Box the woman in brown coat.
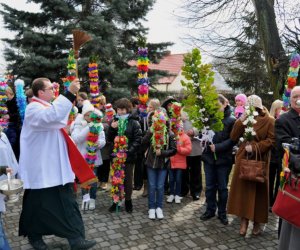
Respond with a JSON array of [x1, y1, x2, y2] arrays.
[[227, 95, 275, 236]]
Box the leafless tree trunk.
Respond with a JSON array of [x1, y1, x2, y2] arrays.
[[252, 0, 287, 98]]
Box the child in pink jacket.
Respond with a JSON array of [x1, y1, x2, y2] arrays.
[[168, 132, 192, 203]]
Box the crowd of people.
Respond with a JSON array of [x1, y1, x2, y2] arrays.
[[0, 77, 299, 250]]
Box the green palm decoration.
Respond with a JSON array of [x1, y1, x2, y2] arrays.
[[181, 48, 224, 132]]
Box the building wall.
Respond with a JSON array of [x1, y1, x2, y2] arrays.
[[154, 70, 233, 92]]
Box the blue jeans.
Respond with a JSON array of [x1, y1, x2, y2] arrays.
[[0, 213, 11, 250], [81, 167, 98, 199], [147, 167, 167, 209], [169, 169, 182, 196], [204, 162, 232, 217]]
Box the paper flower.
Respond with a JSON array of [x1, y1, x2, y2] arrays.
[[88, 59, 102, 109], [169, 102, 183, 142], [0, 78, 8, 129], [282, 52, 300, 111], [110, 119, 129, 205], [240, 104, 258, 142], [136, 44, 150, 116], [52, 82, 60, 99], [62, 49, 77, 92], [105, 103, 115, 122], [84, 111, 103, 168], [150, 109, 168, 149], [14, 79, 27, 123]]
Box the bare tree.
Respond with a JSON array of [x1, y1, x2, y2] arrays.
[[179, 0, 299, 98]]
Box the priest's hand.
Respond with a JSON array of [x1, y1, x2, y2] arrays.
[[69, 79, 80, 95], [6, 168, 13, 174]]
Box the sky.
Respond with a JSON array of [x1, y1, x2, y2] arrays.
[[0, 0, 194, 74]]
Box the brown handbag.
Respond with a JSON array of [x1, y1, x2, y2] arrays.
[[239, 143, 266, 183]]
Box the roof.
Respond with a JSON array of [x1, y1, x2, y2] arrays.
[[129, 53, 232, 91], [128, 53, 185, 84]]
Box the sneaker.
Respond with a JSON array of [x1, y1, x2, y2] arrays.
[[89, 199, 95, 210], [81, 201, 89, 211], [167, 195, 174, 203], [175, 195, 181, 204], [156, 207, 164, 219], [148, 209, 156, 220]]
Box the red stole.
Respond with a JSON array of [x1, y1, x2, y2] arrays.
[[31, 98, 97, 188]]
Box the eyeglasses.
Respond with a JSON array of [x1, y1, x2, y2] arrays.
[[43, 87, 54, 91]]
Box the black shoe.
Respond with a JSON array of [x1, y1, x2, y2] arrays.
[[125, 199, 133, 213], [180, 192, 188, 197], [29, 239, 48, 250], [70, 239, 96, 250], [218, 216, 229, 225], [133, 185, 142, 191], [200, 212, 215, 221], [108, 203, 120, 213], [192, 195, 200, 201]]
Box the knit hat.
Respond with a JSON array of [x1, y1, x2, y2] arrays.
[[93, 108, 103, 118], [82, 100, 95, 116], [248, 95, 263, 110], [235, 94, 247, 106]]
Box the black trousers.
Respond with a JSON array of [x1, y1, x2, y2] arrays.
[[134, 153, 145, 188], [97, 159, 111, 183], [125, 163, 134, 200], [269, 161, 280, 207], [19, 183, 85, 240], [181, 155, 203, 197]]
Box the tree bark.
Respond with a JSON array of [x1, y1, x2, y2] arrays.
[[82, 0, 92, 17], [252, 0, 287, 99]]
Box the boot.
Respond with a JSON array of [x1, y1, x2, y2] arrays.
[[108, 203, 117, 212], [142, 180, 148, 197], [252, 222, 261, 236], [70, 239, 96, 250], [125, 199, 133, 213]]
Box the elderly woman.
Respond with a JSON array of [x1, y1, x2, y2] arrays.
[[227, 95, 275, 236]]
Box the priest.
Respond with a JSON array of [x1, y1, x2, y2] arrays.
[[19, 78, 96, 250]]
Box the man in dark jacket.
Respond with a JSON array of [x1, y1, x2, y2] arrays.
[[200, 94, 236, 225], [275, 86, 300, 248]]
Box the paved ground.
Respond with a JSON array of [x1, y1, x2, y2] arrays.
[[3, 188, 279, 250]]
